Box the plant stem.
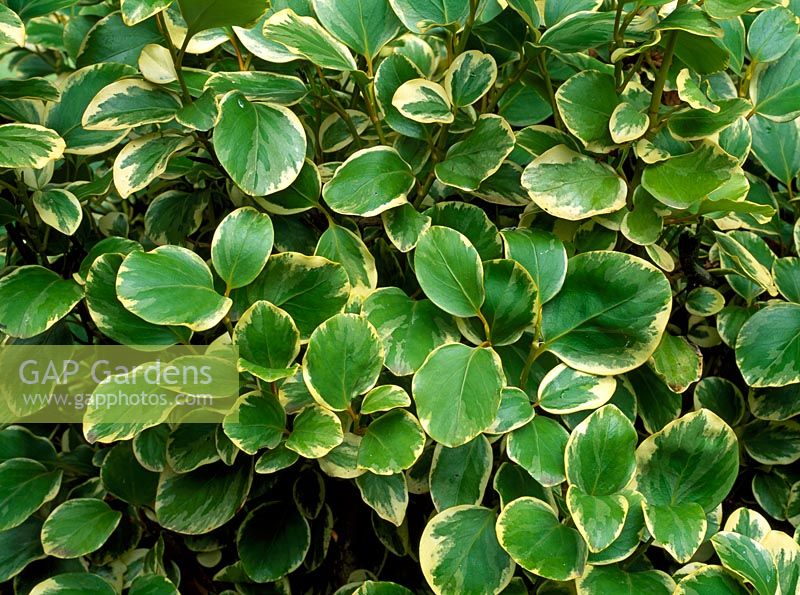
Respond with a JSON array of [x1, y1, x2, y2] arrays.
[[519, 342, 547, 392], [413, 123, 451, 207], [537, 52, 562, 130], [646, 0, 688, 136], [455, 0, 479, 55], [156, 12, 192, 104], [315, 66, 363, 149]]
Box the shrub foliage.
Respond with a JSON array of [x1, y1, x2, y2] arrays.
[[0, 0, 799, 593]]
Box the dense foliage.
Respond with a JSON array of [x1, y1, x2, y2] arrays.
[[0, 0, 799, 593]]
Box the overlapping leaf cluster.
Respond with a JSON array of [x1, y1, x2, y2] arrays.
[[0, 0, 799, 593]]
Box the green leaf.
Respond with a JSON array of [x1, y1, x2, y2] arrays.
[[83, 79, 180, 130], [459, 259, 536, 346], [641, 141, 738, 209], [165, 424, 219, 472], [312, 0, 401, 58], [0, 5, 25, 48], [363, 287, 458, 376], [749, 115, 800, 186], [211, 207, 274, 290], [0, 518, 44, 583], [360, 385, 411, 415], [649, 333, 703, 393], [203, 71, 307, 105], [214, 92, 306, 197], [286, 405, 344, 458], [501, 228, 567, 304], [567, 487, 628, 553], [565, 405, 637, 495], [577, 566, 674, 595], [673, 565, 749, 594], [656, 4, 722, 37], [747, 6, 798, 63], [322, 147, 414, 216], [434, 114, 515, 191], [0, 266, 83, 338], [497, 497, 587, 581], [382, 203, 431, 252], [667, 98, 751, 141], [375, 53, 429, 139], [29, 573, 116, 595], [0, 459, 61, 531], [538, 364, 616, 414], [234, 300, 299, 376], [100, 443, 158, 506], [541, 251, 672, 375], [492, 462, 554, 510], [686, 287, 725, 317], [587, 490, 647, 565], [356, 472, 408, 526], [113, 133, 193, 198], [388, 0, 469, 33], [735, 303, 800, 387], [426, 201, 503, 261], [645, 502, 708, 563], [750, 39, 800, 122], [121, 0, 172, 26], [357, 410, 425, 475], [429, 436, 492, 511], [609, 101, 648, 143], [129, 575, 178, 595], [392, 79, 453, 124], [32, 188, 81, 236], [0, 124, 64, 169], [46, 63, 138, 155], [444, 50, 497, 108], [303, 313, 383, 411], [222, 392, 286, 455], [316, 224, 376, 298], [76, 13, 162, 68], [694, 377, 746, 427], [741, 420, 800, 465], [507, 416, 569, 487], [247, 252, 350, 339], [353, 582, 414, 595], [724, 507, 771, 541], [703, 0, 760, 18], [522, 145, 626, 221], [773, 257, 800, 303], [138, 44, 177, 85], [41, 499, 121, 558], [555, 71, 618, 152], [86, 253, 189, 346], [262, 9, 357, 71], [507, 0, 540, 28], [0, 77, 59, 102], [636, 409, 739, 511], [256, 443, 299, 474], [485, 387, 535, 435], [117, 245, 232, 331], [412, 343, 504, 447], [538, 10, 616, 53], [256, 158, 320, 215], [420, 506, 514, 594], [156, 460, 252, 534], [177, 0, 265, 37], [143, 190, 207, 245], [712, 532, 778, 595], [676, 68, 719, 112], [237, 502, 310, 582], [414, 226, 484, 317]]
